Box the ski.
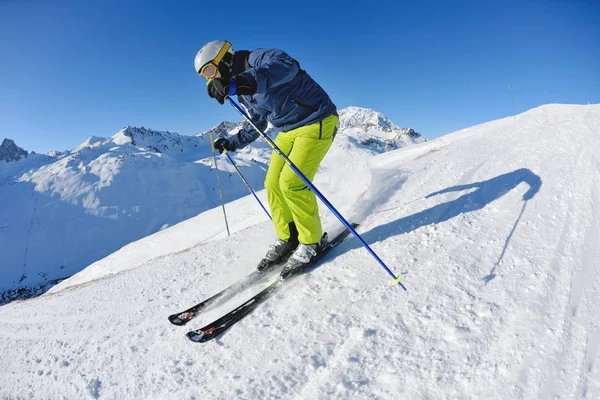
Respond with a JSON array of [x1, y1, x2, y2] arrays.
[[186, 223, 359, 343], [168, 268, 273, 326]]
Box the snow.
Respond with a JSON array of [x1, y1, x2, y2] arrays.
[[0, 107, 421, 300], [338, 106, 423, 149], [1, 103, 599, 399]]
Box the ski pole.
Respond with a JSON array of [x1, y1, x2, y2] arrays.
[[208, 131, 231, 237], [223, 151, 272, 221], [226, 97, 406, 290]]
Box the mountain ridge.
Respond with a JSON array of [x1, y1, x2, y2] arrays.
[[0, 106, 424, 304], [0, 138, 28, 163]]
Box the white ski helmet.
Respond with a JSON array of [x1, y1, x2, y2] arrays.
[[194, 40, 234, 79]]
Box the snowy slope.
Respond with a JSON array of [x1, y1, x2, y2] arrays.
[[2, 104, 599, 399], [0, 107, 421, 303], [0, 126, 238, 300]]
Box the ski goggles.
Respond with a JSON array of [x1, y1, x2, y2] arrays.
[[197, 42, 232, 79], [199, 63, 219, 79]]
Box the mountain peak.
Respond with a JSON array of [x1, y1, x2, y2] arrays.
[[197, 121, 243, 139], [115, 126, 160, 145], [0, 138, 28, 163], [107, 125, 208, 159], [110, 126, 172, 147], [338, 106, 395, 131], [336, 106, 424, 150]]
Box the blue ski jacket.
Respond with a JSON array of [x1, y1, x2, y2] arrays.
[[228, 48, 337, 151]]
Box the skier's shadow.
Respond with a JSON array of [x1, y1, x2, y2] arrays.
[[329, 168, 542, 280], [214, 169, 541, 343]]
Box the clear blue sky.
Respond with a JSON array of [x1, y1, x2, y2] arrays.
[[1, 0, 598, 153]]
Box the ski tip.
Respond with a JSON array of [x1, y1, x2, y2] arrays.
[[168, 312, 193, 326], [186, 330, 206, 343], [186, 327, 217, 343]]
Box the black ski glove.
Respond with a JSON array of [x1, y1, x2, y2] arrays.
[[213, 137, 234, 154], [207, 78, 230, 105], [207, 74, 257, 105], [231, 74, 257, 96]]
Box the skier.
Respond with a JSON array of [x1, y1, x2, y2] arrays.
[[194, 40, 338, 278]]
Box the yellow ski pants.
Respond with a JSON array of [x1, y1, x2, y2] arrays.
[[264, 113, 339, 244]]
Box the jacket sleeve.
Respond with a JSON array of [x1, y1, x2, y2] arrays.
[[228, 105, 268, 151], [239, 49, 299, 94]]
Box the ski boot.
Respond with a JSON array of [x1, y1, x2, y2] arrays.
[[257, 223, 299, 273], [280, 233, 328, 280]]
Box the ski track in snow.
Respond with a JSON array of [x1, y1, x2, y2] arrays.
[[1, 104, 600, 399]]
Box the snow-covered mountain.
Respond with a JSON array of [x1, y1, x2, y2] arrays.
[[198, 121, 243, 140], [1, 103, 598, 399], [0, 107, 424, 304], [338, 106, 423, 151], [0, 138, 28, 162]]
